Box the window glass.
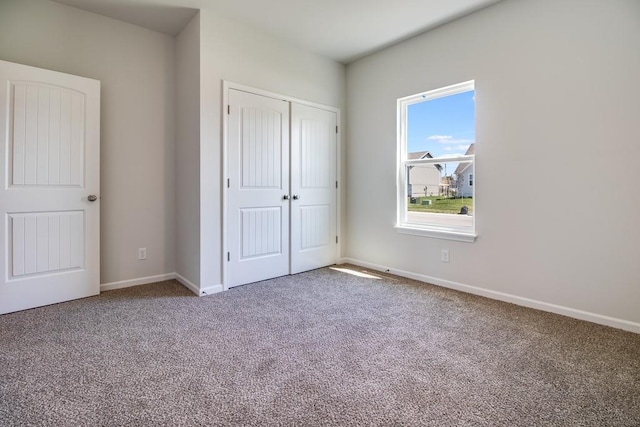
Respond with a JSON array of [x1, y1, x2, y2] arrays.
[[398, 81, 475, 237]]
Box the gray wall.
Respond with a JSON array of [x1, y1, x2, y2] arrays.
[[0, 0, 346, 292], [0, 0, 176, 285], [175, 13, 201, 289], [345, 0, 640, 327], [197, 9, 346, 289]]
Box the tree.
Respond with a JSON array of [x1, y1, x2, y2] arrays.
[[455, 173, 465, 199]]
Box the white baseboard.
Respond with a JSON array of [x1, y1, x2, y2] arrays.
[[175, 273, 200, 295], [201, 284, 224, 296], [100, 273, 176, 292], [174, 274, 224, 297], [101, 272, 225, 297], [340, 257, 640, 334]]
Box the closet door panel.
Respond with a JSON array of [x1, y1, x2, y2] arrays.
[[227, 89, 290, 287], [290, 103, 338, 274]]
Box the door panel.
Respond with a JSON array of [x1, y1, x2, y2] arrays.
[[9, 211, 84, 278], [299, 205, 331, 250], [11, 83, 85, 187], [240, 107, 282, 189], [290, 103, 337, 274], [240, 207, 282, 259], [0, 60, 100, 314], [227, 89, 289, 287]]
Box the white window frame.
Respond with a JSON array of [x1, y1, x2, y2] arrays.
[[395, 80, 476, 243]]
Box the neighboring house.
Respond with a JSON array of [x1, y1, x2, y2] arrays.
[[407, 151, 442, 197], [454, 144, 475, 198]]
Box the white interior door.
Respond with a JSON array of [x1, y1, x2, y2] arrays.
[[290, 103, 337, 274], [227, 89, 290, 287], [0, 60, 100, 314]]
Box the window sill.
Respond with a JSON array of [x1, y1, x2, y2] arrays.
[[395, 224, 477, 243]]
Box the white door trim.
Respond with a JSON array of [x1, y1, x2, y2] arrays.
[[221, 81, 341, 290]]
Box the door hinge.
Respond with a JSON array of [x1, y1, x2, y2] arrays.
[[227, 252, 230, 261], [336, 181, 338, 189], [336, 236, 339, 244], [336, 125, 338, 134], [227, 105, 230, 115], [227, 178, 230, 188]]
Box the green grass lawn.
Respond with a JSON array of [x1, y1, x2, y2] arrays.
[[408, 196, 473, 214]]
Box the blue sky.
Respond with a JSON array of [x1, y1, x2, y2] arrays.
[[407, 90, 475, 157]]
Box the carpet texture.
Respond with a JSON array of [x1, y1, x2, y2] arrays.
[[1, 266, 639, 426]]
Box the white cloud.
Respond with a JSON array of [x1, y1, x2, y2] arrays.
[[434, 153, 464, 158], [442, 144, 470, 155], [427, 135, 452, 141], [430, 138, 474, 146]]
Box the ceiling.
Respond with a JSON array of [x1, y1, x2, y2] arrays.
[[51, 0, 502, 63]]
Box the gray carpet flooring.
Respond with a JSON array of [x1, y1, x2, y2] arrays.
[[1, 265, 639, 426]]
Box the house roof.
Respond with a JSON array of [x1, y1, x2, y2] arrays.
[[454, 143, 475, 175], [408, 151, 443, 172], [407, 151, 433, 160]]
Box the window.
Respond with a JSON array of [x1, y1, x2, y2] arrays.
[[396, 81, 476, 242]]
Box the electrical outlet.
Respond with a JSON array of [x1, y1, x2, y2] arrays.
[[138, 248, 147, 260], [441, 249, 449, 263]]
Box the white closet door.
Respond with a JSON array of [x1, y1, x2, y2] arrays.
[[0, 60, 100, 314], [290, 103, 337, 274], [227, 89, 290, 287]]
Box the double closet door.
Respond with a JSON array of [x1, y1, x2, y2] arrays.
[[227, 89, 338, 288]]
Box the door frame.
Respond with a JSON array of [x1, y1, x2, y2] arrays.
[[221, 81, 341, 290]]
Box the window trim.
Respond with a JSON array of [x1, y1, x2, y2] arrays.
[[396, 80, 476, 242], [394, 224, 477, 243]]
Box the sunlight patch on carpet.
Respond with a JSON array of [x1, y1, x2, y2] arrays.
[[330, 267, 381, 280]]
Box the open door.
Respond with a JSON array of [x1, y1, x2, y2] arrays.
[[0, 60, 100, 314]]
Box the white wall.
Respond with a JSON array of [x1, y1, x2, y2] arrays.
[[0, 0, 176, 285], [197, 9, 346, 289], [0, 0, 345, 292], [175, 13, 201, 288], [346, 0, 640, 327]]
